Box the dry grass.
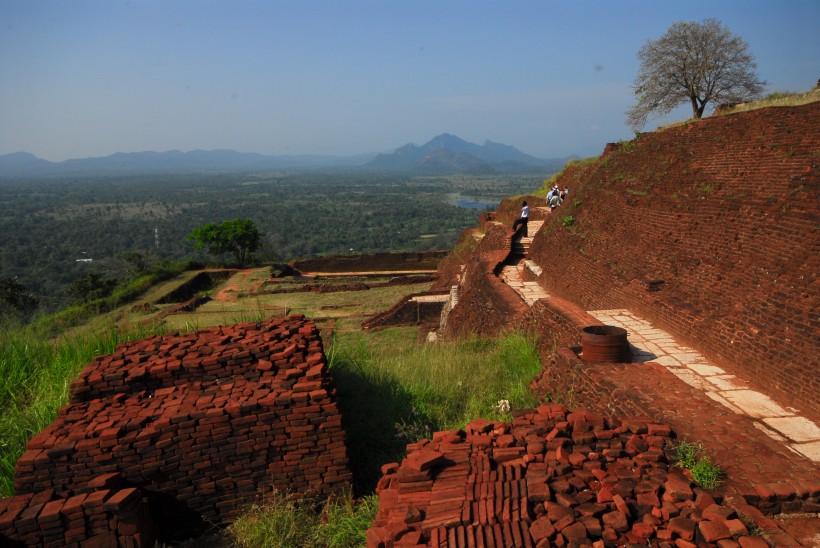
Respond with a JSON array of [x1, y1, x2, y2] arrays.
[[716, 89, 820, 116], [654, 88, 820, 132]]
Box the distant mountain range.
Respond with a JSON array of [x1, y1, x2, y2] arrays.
[[0, 135, 575, 177], [367, 133, 572, 174]]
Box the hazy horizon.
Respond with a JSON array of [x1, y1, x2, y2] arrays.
[[2, 0, 818, 162]]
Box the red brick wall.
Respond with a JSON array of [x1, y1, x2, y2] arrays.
[[526, 103, 820, 419]]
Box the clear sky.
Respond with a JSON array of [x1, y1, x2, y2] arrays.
[[1, 0, 818, 162]]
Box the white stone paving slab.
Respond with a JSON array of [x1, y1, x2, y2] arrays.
[[791, 441, 820, 462], [667, 368, 712, 391], [670, 353, 703, 364], [705, 391, 745, 415], [687, 363, 727, 376], [763, 416, 820, 442], [753, 421, 788, 442], [652, 355, 682, 367], [720, 390, 794, 419], [704, 375, 748, 391]]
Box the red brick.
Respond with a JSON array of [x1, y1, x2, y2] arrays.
[[601, 511, 629, 533], [668, 516, 696, 541]]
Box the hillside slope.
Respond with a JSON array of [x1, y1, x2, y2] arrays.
[[448, 102, 819, 419]]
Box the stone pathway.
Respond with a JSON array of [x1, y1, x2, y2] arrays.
[[589, 309, 820, 463], [499, 264, 550, 305], [519, 219, 544, 249]]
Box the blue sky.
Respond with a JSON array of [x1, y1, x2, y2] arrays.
[[1, 0, 818, 162]]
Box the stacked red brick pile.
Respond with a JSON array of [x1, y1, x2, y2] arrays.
[[6, 315, 351, 543], [0, 483, 153, 547], [368, 404, 775, 547]]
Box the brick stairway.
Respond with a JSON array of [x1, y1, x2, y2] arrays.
[[501, 219, 550, 305]]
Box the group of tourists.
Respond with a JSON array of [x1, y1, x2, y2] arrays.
[[547, 184, 569, 210], [511, 185, 571, 234]]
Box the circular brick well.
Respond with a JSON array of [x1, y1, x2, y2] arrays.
[[581, 325, 630, 363]]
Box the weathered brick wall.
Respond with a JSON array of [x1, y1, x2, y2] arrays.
[[11, 316, 351, 533], [527, 103, 820, 420], [431, 229, 482, 292]]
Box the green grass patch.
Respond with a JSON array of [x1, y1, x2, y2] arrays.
[[328, 329, 542, 493], [0, 324, 162, 496], [672, 440, 723, 490], [228, 492, 378, 547]]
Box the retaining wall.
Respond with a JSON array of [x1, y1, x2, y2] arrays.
[[362, 291, 449, 330], [525, 103, 819, 419], [292, 251, 446, 273]]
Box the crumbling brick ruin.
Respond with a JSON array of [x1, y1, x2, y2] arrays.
[[1, 315, 351, 545]]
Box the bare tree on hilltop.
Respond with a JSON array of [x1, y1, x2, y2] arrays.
[[627, 18, 766, 130]]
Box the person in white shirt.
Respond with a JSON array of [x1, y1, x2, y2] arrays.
[[512, 200, 529, 235]]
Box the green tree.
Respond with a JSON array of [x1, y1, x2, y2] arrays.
[[187, 218, 262, 267], [627, 19, 766, 129], [0, 276, 39, 321], [68, 272, 118, 303]]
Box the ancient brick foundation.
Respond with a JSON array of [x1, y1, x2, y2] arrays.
[[4, 315, 351, 544], [362, 291, 449, 330], [366, 406, 818, 547], [292, 251, 447, 273]]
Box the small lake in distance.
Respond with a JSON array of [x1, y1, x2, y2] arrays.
[[448, 193, 498, 210]]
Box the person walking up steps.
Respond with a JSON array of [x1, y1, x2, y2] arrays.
[[512, 200, 529, 235]]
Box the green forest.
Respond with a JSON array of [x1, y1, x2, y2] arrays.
[[0, 171, 544, 312]]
